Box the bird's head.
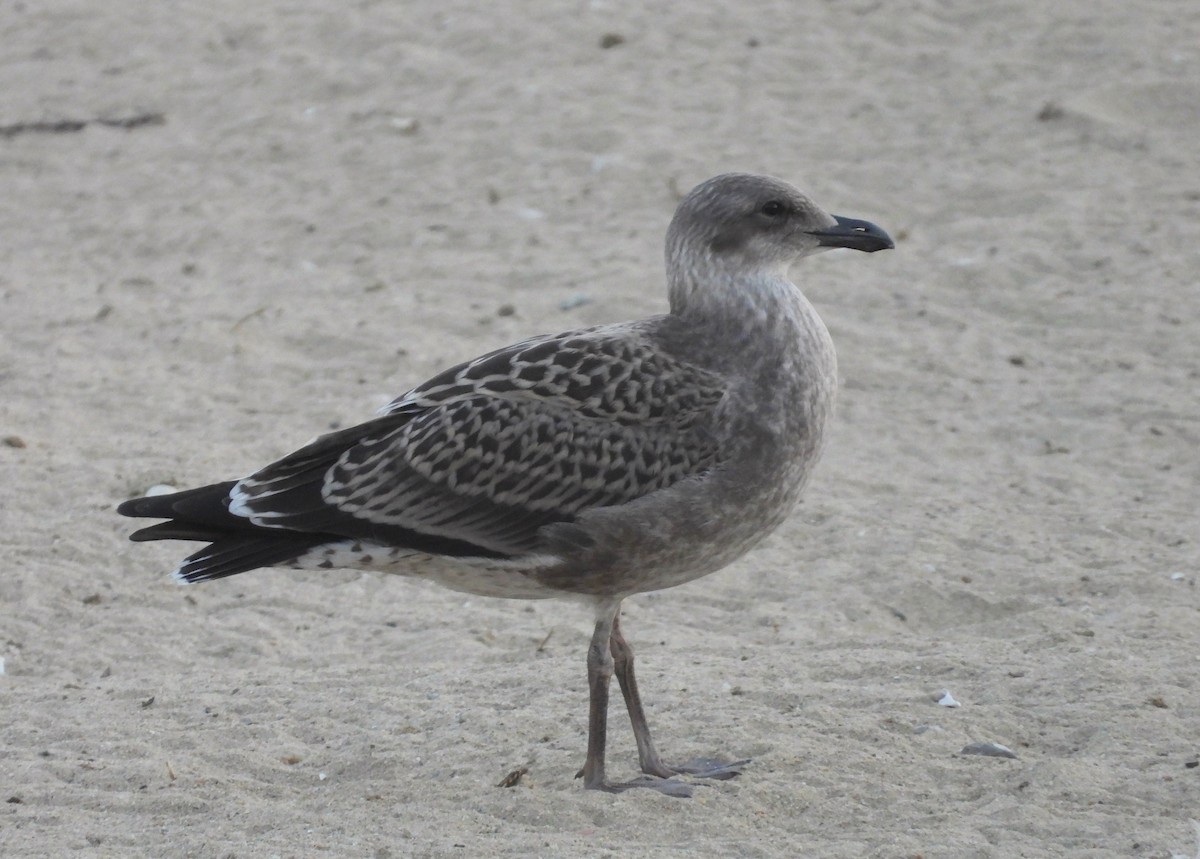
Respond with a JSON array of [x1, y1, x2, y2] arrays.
[[667, 173, 893, 276]]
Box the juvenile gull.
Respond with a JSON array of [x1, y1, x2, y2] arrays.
[[118, 173, 893, 795]]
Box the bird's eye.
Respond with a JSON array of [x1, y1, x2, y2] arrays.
[[760, 200, 787, 218]]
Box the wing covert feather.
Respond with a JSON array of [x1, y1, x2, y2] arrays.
[[234, 325, 726, 556]]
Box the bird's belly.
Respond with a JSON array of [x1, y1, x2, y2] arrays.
[[532, 451, 816, 598], [285, 539, 564, 600]]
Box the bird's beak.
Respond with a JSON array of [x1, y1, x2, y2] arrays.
[[807, 215, 894, 253]]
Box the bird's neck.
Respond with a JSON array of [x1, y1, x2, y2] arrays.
[[668, 263, 831, 366], [667, 262, 838, 452], [667, 248, 785, 316]]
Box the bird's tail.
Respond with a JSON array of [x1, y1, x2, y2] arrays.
[[117, 481, 325, 583]]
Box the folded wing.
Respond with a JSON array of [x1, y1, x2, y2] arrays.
[[121, 322, 727, 579]]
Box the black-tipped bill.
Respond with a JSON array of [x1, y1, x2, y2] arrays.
[[808, 215, 894, 253]]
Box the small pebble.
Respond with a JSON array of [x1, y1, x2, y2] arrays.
[[559, 294, 593, 311], [3, 435, 26, 448], [1037, 102, 1066, 121], [389, 116, 419, 135], [497, 766, 529, 787], [937, 690, 961, 708], [960, 742, 1018, 759]]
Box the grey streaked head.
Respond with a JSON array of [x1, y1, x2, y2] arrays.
[[666, 173, 893, 277]]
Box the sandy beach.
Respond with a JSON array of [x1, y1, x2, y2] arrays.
[[2, 1, 1199, 856]]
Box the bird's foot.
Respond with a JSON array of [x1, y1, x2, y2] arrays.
[[643, 756, 750, 781]]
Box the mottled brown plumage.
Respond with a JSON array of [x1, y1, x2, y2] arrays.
[[118, 173, 892, 795]]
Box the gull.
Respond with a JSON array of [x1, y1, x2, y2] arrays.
[[118, 173, 893, 795]]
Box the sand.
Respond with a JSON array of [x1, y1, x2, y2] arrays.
[[2, 1, 1199, 856]]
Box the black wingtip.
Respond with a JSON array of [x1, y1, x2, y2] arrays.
[[170, 536, 329, 583], [116, 497, 146, 517], [118, 482, 239, 519]]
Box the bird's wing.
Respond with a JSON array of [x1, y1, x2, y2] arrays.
[[229, 323, 726, 557]]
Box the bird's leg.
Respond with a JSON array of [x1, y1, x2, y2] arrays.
[[578, 611, 616, 790], [608, 613, 672, 778], [610, 613, 749, 782], [577, 605, 692, 796]]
